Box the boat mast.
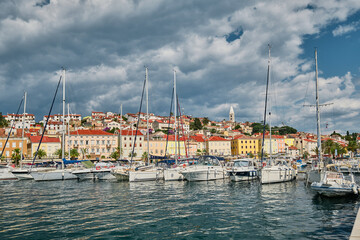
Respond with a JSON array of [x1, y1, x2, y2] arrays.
[[261, 44, 271, 163], [62, 68, 66, 169], [119, 104, 122, 160], [67, 103, 70, 160], [174, 69, 177, 164], [146, 67, 150, 165], [20, 91, 27, 168], [315, 49, 322, 165]]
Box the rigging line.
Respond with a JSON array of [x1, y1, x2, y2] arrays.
[[31, 75, 62, 166], [164, 87, 174, 158], [261, 44, 271, 163], [0, 96, 24, 159], [177, 96, 188, 158], [130, 76, 146, 167]]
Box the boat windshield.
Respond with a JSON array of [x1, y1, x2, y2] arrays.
[[198, 156, 220, 166], [234, 160, 250, 167]]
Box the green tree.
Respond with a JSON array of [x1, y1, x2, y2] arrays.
[[234, 125, 241, 130], [278, 126, 297, 135], [196, 149, 202, 155], [110, 151, 119, 160], [54, 149, 68, 159], [142, 151, 148, 161], [0, 113, 9, 128], [210, 129, 216, 134], [128, 152, 137, 158], [190, 118, 202, 130], [202, 117, 210, 126], [70, 149, 79, 160], [11, 148, 21, 166], [122, 116, 128, 122], [303, 151, 310, 160], [248, 152, 254, 158], [36, 149, 47, 159], [251, 122, 269, 134]]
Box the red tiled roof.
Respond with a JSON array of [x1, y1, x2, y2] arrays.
[[208, 136, 227, 141], [190, 135, 205, 142], [70, 130, 114, 136], [289, 146, 298, 150], [117, 130, 144, 136], [30, 136, 60, 143]]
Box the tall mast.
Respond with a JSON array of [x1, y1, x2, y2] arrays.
[[119, 104, 122, 160], [261, 45, 271, 163], [67, 103, 70, 160], [146, 67, 150, 165], [20, 91, 27, 168], [174, 70, 177, 164], [61, 68, 66, 169], [315, 49, 322, 165]]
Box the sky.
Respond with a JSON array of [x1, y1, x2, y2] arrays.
[[0, 0, 360, 135]]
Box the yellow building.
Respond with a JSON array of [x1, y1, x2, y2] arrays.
[[28, 136, 61, 159], [284, 137, 295, 148], [231, 136, 259, 157], [0, 137, 28, 160]]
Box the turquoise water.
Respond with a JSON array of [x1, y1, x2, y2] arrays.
[[0, 178, 358, 239]]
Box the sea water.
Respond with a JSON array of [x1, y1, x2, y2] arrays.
[[0, 178, 358, 239]]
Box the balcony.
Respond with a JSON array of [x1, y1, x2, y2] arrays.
[[106, 144, 111, 148]]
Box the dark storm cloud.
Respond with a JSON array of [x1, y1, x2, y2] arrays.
[[0, 0, 360, 133]]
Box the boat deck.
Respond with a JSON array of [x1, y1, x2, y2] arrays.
[[350, 207, 360, 239]]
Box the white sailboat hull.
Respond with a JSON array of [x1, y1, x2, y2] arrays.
[[93, 169, 116, 180], [30, 170, 78, 181], [311, 183, 356, 197], [129, 169, 164, 182], [164, 168, 184, 181], [181, 166, 226, 182], [113, 171, 129, 181], [72, 169, 95, 180], [261, 167, 296, 184], [0, 167, 17, 180]]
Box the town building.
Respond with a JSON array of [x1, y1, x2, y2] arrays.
[[231, 135, 259, 157], [28, 136, 60, 159], [65, 130, 117, 160]]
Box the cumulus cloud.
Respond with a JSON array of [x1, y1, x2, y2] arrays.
[[332, 21, 360, 36], [0, 0, 360, 133]]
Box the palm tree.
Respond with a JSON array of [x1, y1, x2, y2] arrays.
[[11, 148, 21, 166], [303, 151, 310, 160], [110, 151, 119, 160], [36, 149, 47, 159], [142, 152, 148, 161], [70, 149, 79, 160], [128, 152, 137, 158], [54, 149, 68, 159]]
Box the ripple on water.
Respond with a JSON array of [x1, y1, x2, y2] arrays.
[[0, 178, 358, 239]]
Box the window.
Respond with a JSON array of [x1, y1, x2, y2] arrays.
[[80, 140, 84, 145], [102, 140, 105, 144], [12, 142, 16, 148], [19, 142, 22, 147], [124, 137, 126, 141], [96, 140, 100, 145], [0, 142, 2, 147]]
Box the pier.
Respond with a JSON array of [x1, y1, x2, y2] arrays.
[[350, 207, 360, 239]]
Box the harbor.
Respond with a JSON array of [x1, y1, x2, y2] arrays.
[[0, 176, 358, 239]]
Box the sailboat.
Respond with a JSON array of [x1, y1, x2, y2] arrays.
[[30, 69, 78, 181], [0, 95, 25, 180], [309, 49, 359, 196], [164, 70, 186, 181], [260, 45, 296, 184]]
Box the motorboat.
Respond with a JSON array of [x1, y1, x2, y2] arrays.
[[180, 155, 226, 182], [227, 158, 258, 182], [128, 165, 164, 182], [261, 159, 296, 184], [311, 165, 359, 197], [164, 158, 197, 181]]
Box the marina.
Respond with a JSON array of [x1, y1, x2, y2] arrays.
[[0, 176, 359, 239]]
